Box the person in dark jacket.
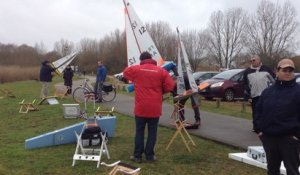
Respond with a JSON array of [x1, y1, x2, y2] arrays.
[[254, 58, 300, 175], [63, 65, 74, 94], [123, 51, 175, 163], [172, 72, 201, 129], [39, 60, 55, 98], [243, 55, 275, 131]]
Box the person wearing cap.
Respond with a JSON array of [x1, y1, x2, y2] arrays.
[[39, 60, 56, 98], [243, 55, 275, 131], [123, 51, 175, 163], [254, 58, 300, 175]]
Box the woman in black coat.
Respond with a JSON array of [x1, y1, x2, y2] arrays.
[[63, 65, 74, 94]]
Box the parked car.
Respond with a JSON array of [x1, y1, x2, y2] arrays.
[[193, 71, 219, 85], [199, 69, 245, 101]]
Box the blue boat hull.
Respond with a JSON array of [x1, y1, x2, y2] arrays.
[[25, 116, 116, 149]]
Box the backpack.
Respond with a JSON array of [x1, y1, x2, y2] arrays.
[[81, 117, 106, 147]]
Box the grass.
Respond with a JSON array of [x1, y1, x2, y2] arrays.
[[0, 78, 266, 174]]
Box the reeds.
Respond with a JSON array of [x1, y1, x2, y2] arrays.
[[0, 65, 39, 83]]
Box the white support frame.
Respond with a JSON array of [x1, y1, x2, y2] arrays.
[[72, 130, 110, 168]]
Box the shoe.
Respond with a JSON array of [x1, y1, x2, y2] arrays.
[[185, 121, 200, 129], [130, 156, 142, 163], [95, 99, 103, 103], [146, 156, 157, 162]]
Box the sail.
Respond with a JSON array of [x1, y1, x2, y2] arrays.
[[51, 51, 79, 75], [177, 28, 198, 93], [176, 40, 185, 95], [123, 0, 164, 66]]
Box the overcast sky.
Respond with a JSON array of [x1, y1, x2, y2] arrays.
[[1, 0, 299, 51]]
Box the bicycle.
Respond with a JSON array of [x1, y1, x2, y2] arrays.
[[73, 78, 116, 103]]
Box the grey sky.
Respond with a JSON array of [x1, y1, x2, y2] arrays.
[[0, 0, 299, 51]]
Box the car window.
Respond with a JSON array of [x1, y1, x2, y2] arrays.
[[231, 72, 243, 81], [212, 69, 243, 80]]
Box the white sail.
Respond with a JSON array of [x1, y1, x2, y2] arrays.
[[177, 28, 198, 93], [176, 41, 185, 95], [51, 51, 79, 75], [123, 0, 164, 66]]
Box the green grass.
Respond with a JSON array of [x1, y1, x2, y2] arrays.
[[0, 78, 265, 174]]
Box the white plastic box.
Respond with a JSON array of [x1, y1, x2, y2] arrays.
[[247, 146, 267, 163], [63, 104, 81, 118]]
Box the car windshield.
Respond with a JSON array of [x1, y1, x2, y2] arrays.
[[212, 69, 243, 80], [193, 72, 205, 79]]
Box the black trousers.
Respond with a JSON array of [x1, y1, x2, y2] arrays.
[[251, 96, 260, 126], [177, 96, 201, 122], [260, 135, 300, 175]]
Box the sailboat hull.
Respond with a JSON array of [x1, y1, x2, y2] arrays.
[[25, 116, 116, 149]]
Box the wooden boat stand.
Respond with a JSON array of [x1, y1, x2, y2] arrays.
[[95, 107, 115, 117], [165, 100, 196, 152], [101, 161, 141, 175], [19, 99, 39, 113]]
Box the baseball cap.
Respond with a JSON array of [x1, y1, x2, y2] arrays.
[[277, 58, 295, 69]]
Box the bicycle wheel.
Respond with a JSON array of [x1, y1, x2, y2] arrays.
[[102, 86, 116, 102], [73, 87, 89, 103]]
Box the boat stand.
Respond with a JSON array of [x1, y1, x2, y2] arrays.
[[19, 99, 39, 113], [166, 101, 196, 152], [101, 161, 141, 175], [72, 131, 110, 168]]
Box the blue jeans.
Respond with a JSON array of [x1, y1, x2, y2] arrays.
[[134, 116, 159, 160]]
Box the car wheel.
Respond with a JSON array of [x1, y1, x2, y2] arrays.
[[224, 89, 234, 101]]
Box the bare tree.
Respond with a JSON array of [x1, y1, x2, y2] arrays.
[[180, 29, 210, 71], [146, 21, 177, 60], [207, 8, 248, 69], [245, 0, 299, 66], [53, 39, 75, 57]]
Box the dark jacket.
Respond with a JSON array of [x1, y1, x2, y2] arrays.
[[254, 79, 300, 137], [63, 68, 74, 86], [123, 59, 175, 118], [39, 61, 55, 82], [243, 65, 275, 99]]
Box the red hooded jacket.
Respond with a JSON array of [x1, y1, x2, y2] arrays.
[[123, 59, 175, 118]]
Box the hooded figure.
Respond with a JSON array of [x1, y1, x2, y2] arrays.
[[63, 65, 74, 94]]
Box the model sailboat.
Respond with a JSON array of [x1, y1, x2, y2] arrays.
[[123, 0, 176, 92], [51, 51, 79, 75], [175, 28, 199, 101]]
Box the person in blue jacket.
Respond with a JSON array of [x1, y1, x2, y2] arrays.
[[94, 60, 107, 102], [254, 58, 300, 175]]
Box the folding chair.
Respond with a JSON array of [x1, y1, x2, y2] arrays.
[[166, 99, 196, 153], [101, 161, 141, 175], [72, 119, 110, 168], [19, 99, 39, 113]]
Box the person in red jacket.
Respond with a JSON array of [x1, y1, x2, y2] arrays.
[[123, 51, 175, 163]]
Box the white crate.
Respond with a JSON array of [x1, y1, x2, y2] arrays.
[[247, 146, 267, 163], [63, 104, 81, 118]]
